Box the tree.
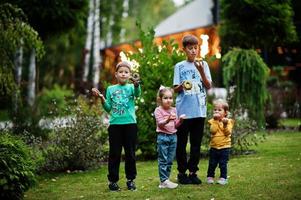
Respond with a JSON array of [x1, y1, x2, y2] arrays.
[[219, 0, 298, 128], [100, 0, 177, 45], [3, 0, 88, 105], [219, 0, 298, 50], [0, 3, 44, 98], [222, 48, 269, 128]]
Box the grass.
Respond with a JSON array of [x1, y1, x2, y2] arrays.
[[280, 118, 301, 128], [25, 131, 301, 200]]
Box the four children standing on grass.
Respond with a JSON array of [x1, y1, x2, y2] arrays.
[[94, 34, 234, 191]]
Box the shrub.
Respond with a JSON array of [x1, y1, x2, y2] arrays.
[[223, 48, 269, 128], [42, 95, 108, 171], [0, 132, 37, 200], [37, 84, 73, 117], [128, 25, 185, 159]]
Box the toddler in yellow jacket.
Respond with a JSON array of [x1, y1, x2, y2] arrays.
[[207, 99, 234, 185]]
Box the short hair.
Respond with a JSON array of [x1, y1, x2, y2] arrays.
[[116, 61, 131, 71], [156, 86, 174, 106], [213, 98, 229, 116], [182, 35, 199, 47]]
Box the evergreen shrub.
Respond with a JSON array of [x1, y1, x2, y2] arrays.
[[0, 132, 36, 200]]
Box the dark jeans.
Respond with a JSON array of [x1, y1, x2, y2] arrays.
[[207, 148, 230, 179], [176, 117, 205, 174], [107, 124, 137, 182]]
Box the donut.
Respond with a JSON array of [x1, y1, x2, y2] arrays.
[[183, 80, 192, 90]]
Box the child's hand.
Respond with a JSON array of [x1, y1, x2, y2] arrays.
[[169, 113, 176, 121], [92, 88, 101, 97], [179, 114, 186, 121], [194, 60, 204, 72], [222, 117, 229, 126], [91, 88, 105, 103], [213, 113, 221, 120], [129, 73, 140, 87]]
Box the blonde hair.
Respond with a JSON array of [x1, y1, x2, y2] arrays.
[[156, 86, 174, 106], [213, 99, 229, 117]]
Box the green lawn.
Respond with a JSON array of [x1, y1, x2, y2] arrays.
[[280, 118, 301, 128], [25, 131, 301, 200]]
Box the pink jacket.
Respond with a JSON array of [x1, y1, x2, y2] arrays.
[[154, 106, 182, 134]]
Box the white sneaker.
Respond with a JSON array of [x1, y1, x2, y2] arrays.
[[217, 178, 228, 185], [159, 179, 178, 189], [207, 177, 214, 184]]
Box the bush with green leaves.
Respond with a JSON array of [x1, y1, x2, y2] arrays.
[[42, 95, 108, 171], [222, 48, 269, 128], [128, 25, 185, 159], [37, 84, 74, 117], [0, 132, 37, 200]]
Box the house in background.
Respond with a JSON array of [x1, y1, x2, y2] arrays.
[[101, 0, 221, 82], [101, 0, 300, 89]]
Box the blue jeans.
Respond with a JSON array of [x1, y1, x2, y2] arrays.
[[157, 133, 177, 182], [207, 148, 230, 179]]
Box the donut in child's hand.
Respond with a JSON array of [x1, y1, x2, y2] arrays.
[[183, 80, 192, 90]]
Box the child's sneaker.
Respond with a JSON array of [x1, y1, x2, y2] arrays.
[[189, 173, 202, 184], [108, 182, 120, 191], [177, 173, 192, 184], [126, 180, 137, 191], [159, 179, 178, 189], [217, 178, 228, 185], [207, 177, 214, 184]]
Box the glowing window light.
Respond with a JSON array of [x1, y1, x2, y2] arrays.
[[120, 51, 128, 61], [119, 51, 140, 70], [215, 52, 221, 59], [200, 34, 209, 58]]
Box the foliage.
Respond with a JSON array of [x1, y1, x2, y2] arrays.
[[0, 3, 44, 96], [222, 48, 269, 128], [0, 132, 37, 200], [11, 104, 50, 140], [219, 0, 298, 49], [5, 0, 88, 39], [100, 0, 177, 45], [128, 24, 185, 159], [42, 95, 108, 171], [37, 84, 74, 117], [38, 25, 86, 89], [231, 119, 266, 153]]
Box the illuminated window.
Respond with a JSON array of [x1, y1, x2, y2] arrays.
[[200, 34, 209, 58]]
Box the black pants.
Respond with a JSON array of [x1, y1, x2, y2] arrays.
[[207, 148, 230, 179], [107, 124, 137, 182], [176, 117, 205, 174]]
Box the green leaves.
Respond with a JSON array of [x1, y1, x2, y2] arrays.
[[219, 0, 298, 49], [222, 48, 269, 128], [128, 26, 185, 158], [0, 132, 37, 199], [0, 3, 44, 96]]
